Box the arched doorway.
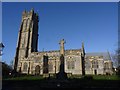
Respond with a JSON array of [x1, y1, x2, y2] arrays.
[[35, 65, 40, 75], [94, 69, 97, 75]]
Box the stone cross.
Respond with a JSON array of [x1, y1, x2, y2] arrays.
[[59, 39, 66, 55], [57, 39, 67, 79]]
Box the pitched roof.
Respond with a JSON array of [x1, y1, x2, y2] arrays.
[[86, 52, 111, 60]]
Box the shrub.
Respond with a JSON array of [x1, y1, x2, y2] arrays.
[[83, 75, 93, 80]]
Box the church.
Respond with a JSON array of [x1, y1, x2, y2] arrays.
[[13, 9, 113, 76]]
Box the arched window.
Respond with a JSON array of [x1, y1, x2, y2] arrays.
[[67, 60, 75, 69], [26, 19, 30, 29], [104, 62, 109, 70], [22, 19, 27, 31], [35, 65, 40, 75], [92, 60, 98, 68], [23, 62, 28, 72], [49, 63, 53, 72]]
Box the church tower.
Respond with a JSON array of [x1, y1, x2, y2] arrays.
[[14, 9, 39, 71]]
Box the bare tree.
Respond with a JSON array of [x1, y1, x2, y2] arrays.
[[9, 59, 14, 69], [0, 42, 5, 56], [113, 48, 120, 75], [112, 49, 120, 68]]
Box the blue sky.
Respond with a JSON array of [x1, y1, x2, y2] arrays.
[[2, 2, 118, 64]]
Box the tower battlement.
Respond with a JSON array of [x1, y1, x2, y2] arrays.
[[22, 9, 39, 22]]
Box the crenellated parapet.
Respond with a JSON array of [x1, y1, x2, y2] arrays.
[[22, 8, 39, 22]]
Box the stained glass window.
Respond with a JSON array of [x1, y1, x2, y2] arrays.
[[23, 62, 28, 72], [67, 60, 75, 69], [49, 62, 53, 72]]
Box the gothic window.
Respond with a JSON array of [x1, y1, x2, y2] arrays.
[[67, 61, 75, 69], [23, 20, 27, 31], [67, 62, 70, 69], [92, 60, 98, 68], [92, 61, 94, 68], [26, 19, 30, 29], [23, 33, 26, 44], [48, 62, 53, 72], [21, 33, 26, 48], [71, 61, 75, 69], [104, 62, 109, 70], [35, 65, 40, 75], [23, 62, 28, 72]]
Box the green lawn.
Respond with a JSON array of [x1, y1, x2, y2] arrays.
[[92, 75, 120, 80], [4, 75, 44, 80], [69, 75, 120, 80], [3, 75, 120, 89], [3, 75, 120, 81]]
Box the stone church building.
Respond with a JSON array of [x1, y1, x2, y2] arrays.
[[13, 9, 113, 76]]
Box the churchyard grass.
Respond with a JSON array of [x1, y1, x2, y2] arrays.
[[3, 75, 120, 80], [3, 75, 44, 80], [92, 75, 120, 80], [3, 75, 120, 89], [68, 75, 120, 80]]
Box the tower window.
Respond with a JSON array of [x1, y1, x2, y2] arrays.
[[22, 43, 24, 47]]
